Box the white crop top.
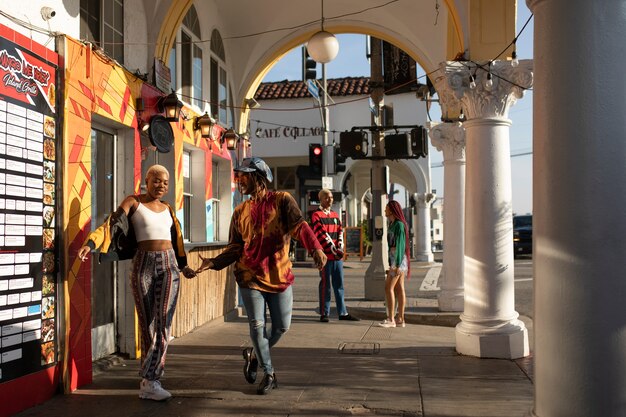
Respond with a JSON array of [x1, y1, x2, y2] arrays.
[[131, 203, 173, 242]]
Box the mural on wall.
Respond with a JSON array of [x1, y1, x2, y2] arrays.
[[0, 24, 58, 384], [61, 36, 230, 391]]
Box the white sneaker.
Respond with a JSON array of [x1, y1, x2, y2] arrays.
[[139, 379, 172, 401], [378, 319, 396, 328]]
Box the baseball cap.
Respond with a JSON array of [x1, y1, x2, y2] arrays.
[[234, 157, 273, 183]]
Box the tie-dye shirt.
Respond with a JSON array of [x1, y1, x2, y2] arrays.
[[210, 191, 321, 292]]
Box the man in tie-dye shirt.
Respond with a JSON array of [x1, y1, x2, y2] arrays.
[[197, 157, 326, 395]]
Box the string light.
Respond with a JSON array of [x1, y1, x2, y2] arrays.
[[511, 50, 519, 67], [485, 64, 494, 89], [469, 74, 477, 89]]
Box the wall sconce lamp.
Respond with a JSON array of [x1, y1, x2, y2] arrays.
[[157, 92, 183, 122], [138, 119, 150, 133], [194, 112, 214, 139], [135, 97, 150, 133], [221, 129, 239, 150], [245, 98, 261, 109]]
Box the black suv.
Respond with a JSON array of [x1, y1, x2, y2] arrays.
[[513, 215, 532, 258]]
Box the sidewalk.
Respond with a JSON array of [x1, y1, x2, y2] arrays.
[[15, 260, 535, 417]]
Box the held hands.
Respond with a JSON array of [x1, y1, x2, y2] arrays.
[[195, 254, 214, 274], [312, 249, 327, 271], [181, 266, 197, 279]]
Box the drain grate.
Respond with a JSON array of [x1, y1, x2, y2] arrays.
[[337, 342, 380, 355]]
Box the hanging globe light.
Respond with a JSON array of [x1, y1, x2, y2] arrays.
[[307, 30, 339, 63]]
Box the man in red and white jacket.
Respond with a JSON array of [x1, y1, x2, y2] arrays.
[[311, 189, 360, 322]]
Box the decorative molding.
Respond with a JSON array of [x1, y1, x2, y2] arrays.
[[432, 64, 463, 120], [416, 191, 436, 208], [429, 121, 466, 161], [442, 60, 533, 120]]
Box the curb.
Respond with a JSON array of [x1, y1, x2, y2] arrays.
[[348, 306, 461, 327]]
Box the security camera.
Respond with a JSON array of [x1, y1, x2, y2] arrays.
[[41, 6, 56, 21]]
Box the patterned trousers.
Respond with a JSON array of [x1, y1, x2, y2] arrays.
[[130, 248, 180, 381]]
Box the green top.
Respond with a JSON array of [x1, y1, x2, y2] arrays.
[[388, 219, 406, 267]]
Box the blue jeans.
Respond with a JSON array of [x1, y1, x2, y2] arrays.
[[318, 260, 347, 317], [239, 286, 293, 375]]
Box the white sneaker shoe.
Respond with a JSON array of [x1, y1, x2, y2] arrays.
[[139, 379, 172, 401], [378, 319, 396, 328]]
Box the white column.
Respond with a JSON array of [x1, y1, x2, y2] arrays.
[[430, 122, 465, 312], [413, 192, 435, 262], [443, 60, 532, 359], [528, 0, 626, 415]]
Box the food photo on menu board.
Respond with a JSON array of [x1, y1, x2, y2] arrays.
[[0, 32, 59, 382]]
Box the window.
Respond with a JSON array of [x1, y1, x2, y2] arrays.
[[80, 0, 124, 64], [181, 146, 206, 242], [210, 156, 233, 242], [276, 166, 296, 191], [209, 29, 229, 123], [182, 151, 192, 240], [170, 5, 203, 111], [211, 162, 220, 242]]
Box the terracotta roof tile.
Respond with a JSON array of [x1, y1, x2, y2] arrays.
[[255, 77, 370, 100]]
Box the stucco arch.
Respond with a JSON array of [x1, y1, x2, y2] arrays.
[[152, 0, 471, 131], [337, 157, 430, 226], [152, 0, 514, 134], [236, 22, 449, 132]]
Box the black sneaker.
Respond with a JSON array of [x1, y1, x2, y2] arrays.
[[243, 347, 258, 384], [320, 315, 330, 322], [339, 314, 360, 321], [257, 372, 278, 395]]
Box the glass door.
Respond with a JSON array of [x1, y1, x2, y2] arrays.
[[90, 128, 117, 360]]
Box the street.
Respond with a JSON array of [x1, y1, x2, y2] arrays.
[[292, 255, 534, 320]]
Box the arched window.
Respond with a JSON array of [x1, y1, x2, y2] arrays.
[[169, 5, 203, 110], [210, 29, 229, 123], [80, 0, 124, 63]]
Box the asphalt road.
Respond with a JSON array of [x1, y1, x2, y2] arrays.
[[513, 256, 534, 318], [292, 254, 534, 319]]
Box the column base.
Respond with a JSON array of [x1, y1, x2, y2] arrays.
[[364, 260, 386, 301], [438, 291, 464, 312], [455, 317, 529, 359], [415, 252, 434, 262]]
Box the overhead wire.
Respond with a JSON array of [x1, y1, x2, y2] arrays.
[[0, 4, 534, 134]]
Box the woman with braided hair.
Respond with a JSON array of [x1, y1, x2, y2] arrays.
[[378, 200, 411, 328]]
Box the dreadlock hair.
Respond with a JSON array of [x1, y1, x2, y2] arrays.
[[386, 200, 411, 279], [251, 171, 270, 192]]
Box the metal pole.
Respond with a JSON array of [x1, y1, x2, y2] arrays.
[[322, 62, 329, 177], [364, 37, 388, 300]]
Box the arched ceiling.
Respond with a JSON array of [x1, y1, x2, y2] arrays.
[[149, 0, 516, 129]]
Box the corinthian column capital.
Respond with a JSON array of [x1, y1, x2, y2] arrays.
[[438, 60, 533, 120], [429, 121, 466, 161]]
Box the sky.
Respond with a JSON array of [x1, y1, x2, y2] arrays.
[[263, 3, 534, 215]]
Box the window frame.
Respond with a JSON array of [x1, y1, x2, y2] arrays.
[[79, 0, 124, 64], [170, 5, 205, 113]]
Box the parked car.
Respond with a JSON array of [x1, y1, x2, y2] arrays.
[[513, 215, 532, 258]]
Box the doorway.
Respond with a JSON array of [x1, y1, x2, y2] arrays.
[[90, 127, 117, 360]]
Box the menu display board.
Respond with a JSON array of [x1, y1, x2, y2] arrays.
[[344, 227, 363, 261], [0, 35, 57, 382]]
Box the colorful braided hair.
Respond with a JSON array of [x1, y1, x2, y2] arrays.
[[386, 200, 410, 279]]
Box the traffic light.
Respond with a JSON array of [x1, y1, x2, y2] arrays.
[[334, 145, 346, 172], [309, 143, 323, 175], [411, 127, 428, 158], [303, 47, 317, 80], [384, 132, 410, 158], [339, 131, 368, 159]]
